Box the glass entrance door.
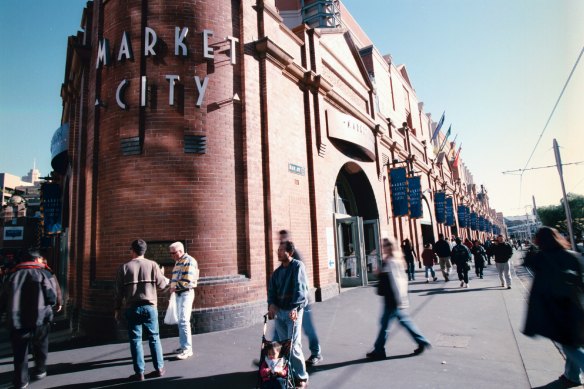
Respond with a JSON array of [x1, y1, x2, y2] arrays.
[[363, 219, 381, 282], [336, 216, 365, 287]]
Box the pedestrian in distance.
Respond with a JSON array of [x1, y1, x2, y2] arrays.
[[523, 227, 584, 388], [463, 238, 473, 251], [401, 238, 417, 281], [471, 240, 487, 279], [279, 230, 323, 366], [0, 249, 62, 389], [114, 239, 169, 382], [169, 241, 200, 360], [451, 237, 472, 288], [492, 235, 514, 289], [366, 237, 431, 360], [421, 243, 438, 283], [484, 237, 493, 265], [267, 241, 309, 388], [433, 233, 452, 281]]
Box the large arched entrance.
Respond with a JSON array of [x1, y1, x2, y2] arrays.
[[332, 163, 380, 287]]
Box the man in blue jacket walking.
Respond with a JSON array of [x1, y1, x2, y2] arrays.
[[268, 241, 309, 389]]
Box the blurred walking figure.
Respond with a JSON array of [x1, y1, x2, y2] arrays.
[[366, 237, 431, 360], [420, 243, 438, 283], [492, 235, 513, 289], [523, 227, 584, 388], [433, 234, 452, 282], [401, 239, 417, 281], [279, 230, 323, 366]]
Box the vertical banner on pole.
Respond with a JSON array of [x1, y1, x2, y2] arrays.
[[445, 197, 454, 226], [390, 167, 408, 217], [408, 176, 423, 219], [478, 216, 485, 232], [457, 205, 467, 228], [470, 212, 478, 231], [41, 183, 63, 235], [435, 191, 446, 224]]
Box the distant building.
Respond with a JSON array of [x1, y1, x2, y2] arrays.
[[0, 172, 37, 206]]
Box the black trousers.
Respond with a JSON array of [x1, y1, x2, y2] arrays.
[[456, 265, 469, 284], [10, 323, 50, 387]]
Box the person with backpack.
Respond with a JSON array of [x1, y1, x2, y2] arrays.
[[451, 238, 472, 288], [433, 234, 452, 281]]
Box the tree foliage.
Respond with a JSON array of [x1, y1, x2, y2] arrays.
[[536, 193, 584, 241]]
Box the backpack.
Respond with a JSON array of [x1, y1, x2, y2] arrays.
[[452, 245, 469, 264]]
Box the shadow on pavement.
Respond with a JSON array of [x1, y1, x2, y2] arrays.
[[309, 353, 414, 374]]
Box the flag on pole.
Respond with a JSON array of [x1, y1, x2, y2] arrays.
[[431, 111, 445, 142], [437, 125, 452, 154], [452, 143, 462, 168]]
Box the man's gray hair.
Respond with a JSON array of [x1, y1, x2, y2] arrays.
[[169, 241, 185, 252]]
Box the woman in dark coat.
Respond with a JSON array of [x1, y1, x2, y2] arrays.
[[401, 239, 417, 281], [523, 227, 584, 387]]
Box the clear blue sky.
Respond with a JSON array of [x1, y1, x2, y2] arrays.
[[342, 0, 584, 216], [0, 0, 582, 216]]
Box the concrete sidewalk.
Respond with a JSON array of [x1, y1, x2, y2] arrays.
[[0, 251, 573, 388]]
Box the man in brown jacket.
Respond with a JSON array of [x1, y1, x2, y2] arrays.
[[114, 239, 168, 382]]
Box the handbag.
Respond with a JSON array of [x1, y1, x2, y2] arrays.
[[164, 293, 178, 325]]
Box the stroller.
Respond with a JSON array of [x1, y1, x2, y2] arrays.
[[256, 314, 296, 389]]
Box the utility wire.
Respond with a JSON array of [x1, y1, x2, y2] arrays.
[[503, 161, 584, 175], [520, 46, 584, 176]]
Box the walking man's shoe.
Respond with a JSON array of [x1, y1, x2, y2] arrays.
[[414, 342, 431, 355], [366, 350, 386, 360], [507, 285, 512, 289], [145, 368, 166, 378], [128, 373, 145, 382], [32, 369, 47, 380], [176, 349, 193, 360], [306, 354, 323, 365]]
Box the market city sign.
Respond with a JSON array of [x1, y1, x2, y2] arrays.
[[96, 27, 239, 109]]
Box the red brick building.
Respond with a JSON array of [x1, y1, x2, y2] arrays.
[[51, 0, 504, 339]]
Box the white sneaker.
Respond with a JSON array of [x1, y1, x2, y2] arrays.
[[176, 349, 193, 360]]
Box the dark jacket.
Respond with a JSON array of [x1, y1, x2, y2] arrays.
[[1, 261, 60, 329], [471, 245, 487, 266], [433, 239, 451, 258], [451, 244, 471, 266], [492, 242, 513, 263], [523, 249, 584, 346]]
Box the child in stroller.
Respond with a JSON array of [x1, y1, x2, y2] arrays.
[[259, 342, 288, 388], [257, 315, 296, 389]]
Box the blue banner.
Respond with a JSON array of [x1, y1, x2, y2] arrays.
[[457, 205, 467, 228], [434, 191, 446, 224], [478, 216, 485, 232], [470, 212, 478, 231], [42, 183, 62, 235], [445, 197, 454, 226], [407, 176, 423, 219], [390, 167, 408, 217]]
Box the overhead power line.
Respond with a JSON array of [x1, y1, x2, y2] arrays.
[[520, 46, 584, 177], [502, 160, 584, 175]]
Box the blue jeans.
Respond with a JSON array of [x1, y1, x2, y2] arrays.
[[125, 304, 164, 374], [176, 290, 194, 351], [424, 266, 436, 279], [406, 261, 415, 280], [274, 308, 308, 381], [373, 305, 429, 353], [562, 344, 584, 384], [302, 305, 321, 357]]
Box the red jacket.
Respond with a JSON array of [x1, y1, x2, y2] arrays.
[[421, 248, 437, 267]]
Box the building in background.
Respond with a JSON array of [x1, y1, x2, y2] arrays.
[[45, 0, 505, 340]]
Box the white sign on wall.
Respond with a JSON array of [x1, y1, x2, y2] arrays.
[[327, 109, 375, 160], [326, 227, 336, 269]]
